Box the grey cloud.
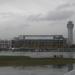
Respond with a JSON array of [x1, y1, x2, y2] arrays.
[[57, 0, 75, 10], [45, 11, 74, 21], [0, 12, 30, 35], [0, 22, 30, 39], [0, 12, 15, 18], [0, 12, 28, 23], [0, 12, 25, 17], [27, 10, 74, 21], [57, 3, 72, 10], [0, 0, 13, 4], [0, 0, 22, 4], [27, 14, 42, 21]]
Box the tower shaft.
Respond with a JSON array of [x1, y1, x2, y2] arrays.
[[67, 21, 74, 46], [68, 28, 73, 45]]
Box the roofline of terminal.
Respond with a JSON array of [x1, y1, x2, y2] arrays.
[[19, 35, 63, 37]]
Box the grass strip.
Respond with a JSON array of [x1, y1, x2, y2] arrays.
[[0, 56, 74, 66]]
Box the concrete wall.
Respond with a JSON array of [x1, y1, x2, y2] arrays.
[[0, 51, 74, 58]]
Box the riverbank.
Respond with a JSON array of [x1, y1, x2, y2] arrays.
[[0, 56, 74, 66]]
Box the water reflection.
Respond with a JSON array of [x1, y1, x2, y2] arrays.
[[0, 65, 68, 75]]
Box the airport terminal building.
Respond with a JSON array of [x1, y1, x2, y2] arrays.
[[11, 35, 67, 51]]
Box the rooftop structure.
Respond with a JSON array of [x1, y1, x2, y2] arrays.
[[15, 35, 64, 40]]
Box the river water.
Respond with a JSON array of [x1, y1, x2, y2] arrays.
[[0, 65, 69, 75]]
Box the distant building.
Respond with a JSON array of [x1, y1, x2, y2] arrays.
[[12, 35, 67, 51], [0, 40, 11, 50]]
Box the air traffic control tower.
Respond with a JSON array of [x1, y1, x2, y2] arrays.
[[67, 21, 74, 46], [67, 21, 74, 71]]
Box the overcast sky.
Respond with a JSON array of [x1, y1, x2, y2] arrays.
[[0, 0, 75, 42]]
